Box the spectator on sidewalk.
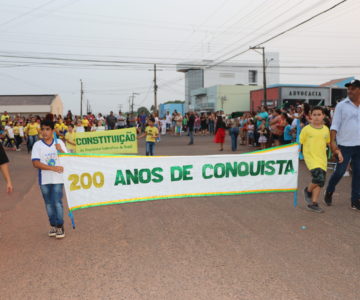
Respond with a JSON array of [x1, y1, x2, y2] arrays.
[[0, 143, 13, 194]]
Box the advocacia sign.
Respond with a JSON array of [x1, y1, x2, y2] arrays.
[[59, 143, 299, 212], [75, 128, 138, 154]]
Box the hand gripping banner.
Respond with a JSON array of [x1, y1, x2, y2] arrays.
[[59, 143, 299, 223]]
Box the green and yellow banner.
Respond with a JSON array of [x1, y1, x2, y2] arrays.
[[75, 128, 138, 154], [59, 143, 299, 212]]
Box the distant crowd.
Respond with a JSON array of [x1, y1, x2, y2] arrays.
[[0, 103, 336, 154]]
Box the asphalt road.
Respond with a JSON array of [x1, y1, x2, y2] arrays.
[[1, 135, 359, 300]]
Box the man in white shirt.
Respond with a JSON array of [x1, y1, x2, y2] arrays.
[[32, 119, 68, 238], [324, 79, 360, 210]]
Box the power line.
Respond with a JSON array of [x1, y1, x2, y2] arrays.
[[254, 0, 348, 48], [0, 0, 57, 28], [209, 0, 348, 68]]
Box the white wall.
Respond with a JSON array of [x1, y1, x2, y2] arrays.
[[0, 105, 50, 114]]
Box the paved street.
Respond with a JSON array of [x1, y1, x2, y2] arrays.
[[1, 135, 359, 300]]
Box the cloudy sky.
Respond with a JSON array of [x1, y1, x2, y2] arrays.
[[0, 0, 358, 114]]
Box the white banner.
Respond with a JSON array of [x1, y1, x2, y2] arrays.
[[59, 144, 299, 212]]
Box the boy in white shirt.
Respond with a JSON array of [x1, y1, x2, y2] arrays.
[[31, 119, 68, 239]]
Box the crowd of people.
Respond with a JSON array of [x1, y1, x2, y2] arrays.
[[0, 102, 338, 156], [1, 78, 360, 239]]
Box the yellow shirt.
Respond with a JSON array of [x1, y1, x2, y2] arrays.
[[300, 125, 330, 171], [82, 119, 89, 127], [145, 126, 159, 143], [65, 131, 76, 152], [1, 115, 9, 126], [55, 123, 68, 133], [26, 123, 40, 136], [13, 126, 20, 135]]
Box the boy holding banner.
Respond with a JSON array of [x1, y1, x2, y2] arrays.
[[31, 120, 68, 238], [300, 107, 330, 213], [138, 117, 159, 156]]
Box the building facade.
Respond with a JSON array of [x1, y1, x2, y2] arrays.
[[250, 84, 347, 110], [191, 85, 260, 114], [0, 94, 63, 117], [159, 102, 185, 118], [177, 52, 280, 111]]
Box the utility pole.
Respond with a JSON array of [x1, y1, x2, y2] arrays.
[[148, 65, 162, 114], [130, 92, 139, 114], [154, 64, 158, 114], [80, 79, 84, 116], [250, 46, 267, 105]]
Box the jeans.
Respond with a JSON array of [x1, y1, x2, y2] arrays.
[[146, 142, 155, 156], [189, 130, 194, 144], [326, 145, 360, 206], [40, 184, 64, 227], [209, 121, 215, 135], [230, 127, 239, 151], [15, 135, 23, 149], [27, 135, 38, 152]]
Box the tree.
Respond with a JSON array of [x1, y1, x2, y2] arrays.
[[137, 106, 150, 115]]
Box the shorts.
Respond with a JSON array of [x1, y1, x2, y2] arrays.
[[310, 168, 326, 187], [272, 134, 281, 140], [259, 136, 267, 143]]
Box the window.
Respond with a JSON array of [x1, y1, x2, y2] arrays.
[[249, 70, 257, 84]]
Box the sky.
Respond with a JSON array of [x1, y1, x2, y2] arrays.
[[0, 0, 359, 115]]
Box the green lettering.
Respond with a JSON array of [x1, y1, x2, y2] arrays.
[[276, 160, 287, 175], [171, 166, 182, 181], [225, 162, 237, 178], [114, 170, 126, 186], [139, 169, 151, 184], [284, 160, 295, 175], [182, 165, 193, 181], [265, 160, 276, 175], [202, 164, 213, 179], [151, 168, 163, 183], [250, 161, 261, 176], [238, 162, 249, 176], [126, 169, 139, 185], [214, 163, 225, 178]]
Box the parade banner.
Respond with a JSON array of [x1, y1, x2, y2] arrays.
[[59, 143, 299, 213], [75, 128, 138, 154]]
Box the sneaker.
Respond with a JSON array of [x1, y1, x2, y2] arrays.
[[307, 203, 324, 213], [48, 227, 57, 237], [351, 205, 360, 212], [344, 171, 350, 177], [55, 227, 65, 239], [303, 187, 312, 205], [324, 191, 333, 206]]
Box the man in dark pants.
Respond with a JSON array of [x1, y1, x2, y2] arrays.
[[0, 143, 13, 194], [188, 111, 195, 145], [324, 79, 360, 210]]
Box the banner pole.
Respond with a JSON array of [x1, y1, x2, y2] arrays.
[[68, 211, 76, 229], [55, 133, 76, 228], [293, 118, 302, 207]]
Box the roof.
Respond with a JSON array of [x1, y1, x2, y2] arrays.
[[0, 95, 57, 106], [320, 77, 354, 88], [267, 84, 320, 88]]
